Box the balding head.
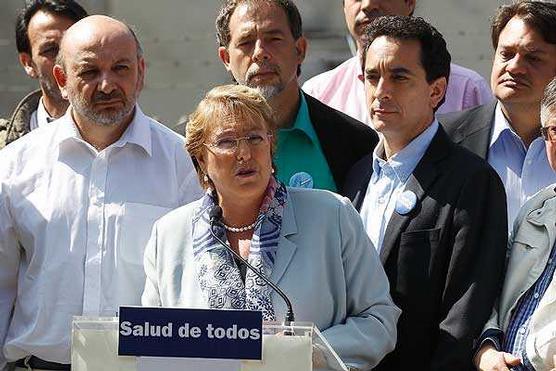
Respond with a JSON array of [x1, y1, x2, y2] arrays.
[[57, 15, 142, 70], [53, 15, 145, 128]]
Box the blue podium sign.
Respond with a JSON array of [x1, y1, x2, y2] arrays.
[[118, 306, 263, 360]]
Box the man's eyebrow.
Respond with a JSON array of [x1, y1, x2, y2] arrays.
[[365, 67, 414, 76], [390, 67, 413, 75], [38, 41, 59, 51]]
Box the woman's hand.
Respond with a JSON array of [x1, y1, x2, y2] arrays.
[[474, 344, 521, 370]]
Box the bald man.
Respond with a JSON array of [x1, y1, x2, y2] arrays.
[[0, 15, 201, 370]]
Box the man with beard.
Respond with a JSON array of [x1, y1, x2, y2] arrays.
[[440, 1, 556, 229], [0, 0, 87, 149], [302, 0, 492, 125], [215, 0, 378, 194], [0, 15, 202, 370]]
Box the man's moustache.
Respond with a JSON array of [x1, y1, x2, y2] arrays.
[[92, 91, 124, 103]]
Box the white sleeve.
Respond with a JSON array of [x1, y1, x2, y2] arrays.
[[0, 181, 19, 369]]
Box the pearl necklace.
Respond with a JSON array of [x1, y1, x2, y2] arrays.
[[222, 219, 258, 233]]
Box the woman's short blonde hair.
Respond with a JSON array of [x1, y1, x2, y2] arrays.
[[185, 84, 277, 189]]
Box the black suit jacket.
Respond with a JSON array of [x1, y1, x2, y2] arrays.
[[304, 92, 378, 194], [344, 127, 507, 370], [439, 100, 497, 159]]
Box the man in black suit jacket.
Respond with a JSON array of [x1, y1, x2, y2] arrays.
[[439, 1, 556, 228], [344, 16, 508, 370], [214, 0, 377, 194]]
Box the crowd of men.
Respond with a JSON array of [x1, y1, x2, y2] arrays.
[[1, 0, 556, 370]]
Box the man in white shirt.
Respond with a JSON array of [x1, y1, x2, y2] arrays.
[[302, 0, 492, 125], [0, 15, 202, 370], [0, 0, 88, 149]]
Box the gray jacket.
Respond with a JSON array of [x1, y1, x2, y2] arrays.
[[0, 90, 41, 149]]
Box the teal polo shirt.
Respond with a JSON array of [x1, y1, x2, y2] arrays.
[[274, 94, 337, 192]]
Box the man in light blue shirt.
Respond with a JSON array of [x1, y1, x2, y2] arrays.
[[360, 120, 438, 250], [344, 16, 507, 370], [489, 103, 556, 227], [440, 1, 556, 229]]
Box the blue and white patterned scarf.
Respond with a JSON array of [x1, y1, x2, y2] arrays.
[[191, 177, 287, 321]]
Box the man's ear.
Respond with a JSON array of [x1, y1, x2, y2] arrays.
[[53, 64, 68, 100], [358, 73, 365, 83], [406, 0, 417, 15], [18, 52, 37, 79], [136, 56, 146, 93], [429, 76, 447, 110], [295, 36, 308, 65], [218, 46, 232, 72]]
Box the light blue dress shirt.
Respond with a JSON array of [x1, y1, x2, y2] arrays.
[[360, 120, 439, 252], [488, 103, 556, 229]]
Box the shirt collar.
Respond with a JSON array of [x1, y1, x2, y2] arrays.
[[55, 104, 153, 156], [36, 97, 55, 127], [490, 101, 520, 148], [282, 92, 318, 145], [372, 119, 439, 183]]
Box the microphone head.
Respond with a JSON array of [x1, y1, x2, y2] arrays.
[[209, 205, 223, 224]]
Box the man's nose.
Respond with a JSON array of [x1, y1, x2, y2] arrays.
[[253, 39, 271, 62], [98, 72, 116, 94], [505, 53, 527, 76]]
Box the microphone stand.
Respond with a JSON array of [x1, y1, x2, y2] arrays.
[[208, 207, 295, 328]]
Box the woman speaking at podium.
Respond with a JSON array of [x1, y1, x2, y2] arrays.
[[142, 85, 400, 369]]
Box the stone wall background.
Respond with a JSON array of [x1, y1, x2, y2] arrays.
[[0, 0, 505, 128]]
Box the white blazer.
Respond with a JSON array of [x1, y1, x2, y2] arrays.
[[142, 187, 400, 370], [483, 185, 556, 370]]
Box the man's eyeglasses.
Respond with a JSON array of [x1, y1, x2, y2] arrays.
[[540, 125, 556, 142], [204, 132, 272, 154]]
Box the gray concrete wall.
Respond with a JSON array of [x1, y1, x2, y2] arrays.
[[1, 0, 506, 128]]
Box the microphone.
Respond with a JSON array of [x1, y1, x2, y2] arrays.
[[208, 205, 295, 326]]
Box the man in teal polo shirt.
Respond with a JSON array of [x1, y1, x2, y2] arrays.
[[215, 0, 377, 194]]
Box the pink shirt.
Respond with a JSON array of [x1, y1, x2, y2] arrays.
[[302, 56, 493, 125]]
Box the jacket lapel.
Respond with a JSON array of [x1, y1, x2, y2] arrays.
[[379, 128, 451, 264], [348, 154, 374, 211], [271, 192, 298, 285], [452, 101, 496, 160]]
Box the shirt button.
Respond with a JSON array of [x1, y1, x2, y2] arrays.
[[520, 328, 526, 334], [534, 292, 540, 299], [377, 197, 385, 204]]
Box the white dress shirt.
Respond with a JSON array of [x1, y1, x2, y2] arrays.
[[29, 97, 54, 131], [488, 103, 556, 229], [0, 106, 202, 367], [360, 121, 439, 252]]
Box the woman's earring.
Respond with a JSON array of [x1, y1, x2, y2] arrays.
[[203, 174, 209, 182], [271, 168, 275, 174]]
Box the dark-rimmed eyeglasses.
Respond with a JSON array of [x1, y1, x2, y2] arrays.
[[204, 132, 272, 155], [541, 125, 556, 142]]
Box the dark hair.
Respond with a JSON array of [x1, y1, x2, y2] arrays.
[[491, 0, 556, 49], [360, 16, 450, 109], [215, 0, 302, 47], [15, 0, 88, 55]]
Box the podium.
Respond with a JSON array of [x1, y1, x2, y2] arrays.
[[71, 317, 349, 371]]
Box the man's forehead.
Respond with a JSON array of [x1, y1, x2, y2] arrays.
[[229, 1, 289, 36], [366, 37, 421, 63], [64, 29, 136, 59], [499, 17, 551, 46], [28, 11, 74, 39]]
